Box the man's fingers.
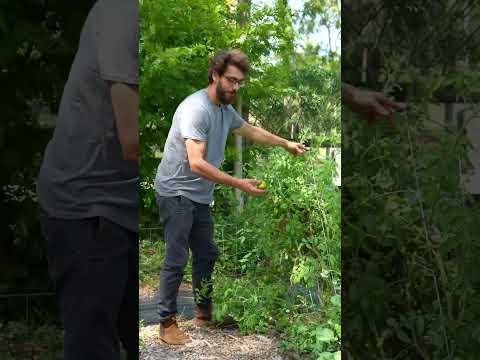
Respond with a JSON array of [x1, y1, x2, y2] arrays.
[[379, 96, 407, 111], [243, 179, 267, 195], [251, 188, 266, 196], [372, 101, 391, 117], [293, 143, 306, 155]]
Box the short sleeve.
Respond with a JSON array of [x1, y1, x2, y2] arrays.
[[179, 107, 209, 142], [228, 105, 245, 131], [96, 0, 139, 85]]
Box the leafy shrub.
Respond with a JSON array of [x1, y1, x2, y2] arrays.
[[212, 145, 341, 357]]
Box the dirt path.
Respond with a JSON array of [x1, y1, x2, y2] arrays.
[[140, 319, 288, 360]]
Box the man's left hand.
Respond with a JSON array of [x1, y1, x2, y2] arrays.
[[285, 141, 307, 156]]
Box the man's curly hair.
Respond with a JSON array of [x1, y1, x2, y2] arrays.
[[208, 49, 250, 83]]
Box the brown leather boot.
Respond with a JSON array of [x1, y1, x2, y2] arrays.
[[159, 318, 191, 345], [194, 304, 212, 327]]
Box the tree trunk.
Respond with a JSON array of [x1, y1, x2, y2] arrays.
[[234, 98, 244, 211], [327, 24, 332, 57], [234, 0, 251, 213]]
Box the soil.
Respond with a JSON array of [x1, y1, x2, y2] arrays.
[[140, 319, 292, 360]]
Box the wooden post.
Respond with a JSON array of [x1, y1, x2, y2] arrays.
[[361, 47, 368, 84], [234, 96, 244, 211], [234, 0, 251, 213]]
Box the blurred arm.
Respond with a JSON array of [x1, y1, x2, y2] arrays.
[[110, 82, 139, 163]]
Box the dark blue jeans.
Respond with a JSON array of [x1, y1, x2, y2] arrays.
[[156, 195, 219, 322], [39, 210, 138, 360]]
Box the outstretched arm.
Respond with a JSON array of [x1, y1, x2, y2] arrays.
[[233, 123, 306, 155]]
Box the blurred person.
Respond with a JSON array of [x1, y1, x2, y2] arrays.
[[36, 0, 139, 358]]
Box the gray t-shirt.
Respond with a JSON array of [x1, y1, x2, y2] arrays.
[[155, 89, 245, 204], [36, 0, 139, 232]]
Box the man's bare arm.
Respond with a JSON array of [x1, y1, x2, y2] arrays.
[[185, 138, 265, 196], [110, 82, 139, 163], [341, 83, 357, 107], [233, 123, 306, 155]]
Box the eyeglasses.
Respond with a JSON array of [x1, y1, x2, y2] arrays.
[[224, 75, 245, 88]]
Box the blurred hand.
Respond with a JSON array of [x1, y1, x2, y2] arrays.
[[344, 84, 407, 122], [285, 141, 307, 156], [237, 179, 267, 196], [342, 83, 407, 121]]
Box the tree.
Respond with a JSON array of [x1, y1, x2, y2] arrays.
[[300, 0, 340, 57]]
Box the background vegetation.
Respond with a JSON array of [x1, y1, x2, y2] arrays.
[[343, 1, 480, 358], [0, 1, 96, 357]]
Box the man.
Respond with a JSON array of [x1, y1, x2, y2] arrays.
[[36, 0, 139, 359], [342, 82, 406, 121], [155, 49, 306, 345]]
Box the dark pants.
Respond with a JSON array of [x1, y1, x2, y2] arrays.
[[157, 195, 218, 323], [39, 210, 139, 360]]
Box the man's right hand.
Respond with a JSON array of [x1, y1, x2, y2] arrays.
[[342, 83, 406, 122], [351, 89, 406, 122], [185, 139, 269, 195], [236, 179, 267, 196]]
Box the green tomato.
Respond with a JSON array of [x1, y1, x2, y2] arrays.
[[258, 180, 268, 190]]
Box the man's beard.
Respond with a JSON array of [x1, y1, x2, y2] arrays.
[[216, 82, 235, 105]]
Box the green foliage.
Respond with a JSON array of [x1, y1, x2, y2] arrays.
[[139, 235, 165, 288], [249, 56, 340, 138], [213, 276, 288, 334], [212, 146, 341, 357], [299, 0, 340, 58], [139, 320, 147, 351], [139, 231, 193, 288], [343, 101, 480, 358], [0, 321, 63, 359], [343, 2, 480, 358], [194, 279, 213, 305]]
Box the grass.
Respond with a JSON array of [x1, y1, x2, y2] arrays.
[[139, 230, 192, 289]]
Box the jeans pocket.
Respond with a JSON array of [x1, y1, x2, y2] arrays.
[[41, 217, 83, 285], [88, 217, 129, 262], [157, 196, 174, 224], [175, 196, 189, 214]]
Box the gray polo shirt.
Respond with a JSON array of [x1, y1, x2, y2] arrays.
[[36, 0, 139, 232], [155, 89, 245, 204]]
